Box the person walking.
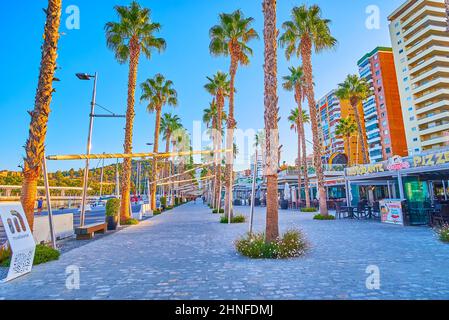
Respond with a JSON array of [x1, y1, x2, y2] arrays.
[[37, 197, 44, 215]]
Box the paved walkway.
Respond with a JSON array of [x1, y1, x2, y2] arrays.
[[1, 202, 449, 300]]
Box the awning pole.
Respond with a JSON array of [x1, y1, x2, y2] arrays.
[[397, 172, 405, 200], [42, 154, 57, 249], [443, 180, 447, 201]]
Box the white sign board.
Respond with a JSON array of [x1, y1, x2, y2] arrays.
[[0, 203, 36, 282], [380, 199, 404, 226]]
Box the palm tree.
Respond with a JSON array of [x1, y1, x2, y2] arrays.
[[160, 113, 182, 195], [279, 4, 337, 216], [21, 0, 62, 229], [288, 108, 312, 208], [209, 10, 259, 219], [106, 1, 166, 221], [283, 65, 311, 208], [263, 0, 279, 242], [335, 74, 371, 164], [335, 116, 358, 167], [141, 74, 178, 210], [204, 72, 230, 210]]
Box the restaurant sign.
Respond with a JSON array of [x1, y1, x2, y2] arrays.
[[346, 150, 449, 177]]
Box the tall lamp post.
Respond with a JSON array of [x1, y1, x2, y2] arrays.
[[77, 72, 98, 227]]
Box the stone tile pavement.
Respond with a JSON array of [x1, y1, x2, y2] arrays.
[[0, 202, 449, 300]]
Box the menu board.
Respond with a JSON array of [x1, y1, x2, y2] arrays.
[[380, 199, 404, 226]]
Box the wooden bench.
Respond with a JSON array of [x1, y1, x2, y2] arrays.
[[75, 222, 107, 240]]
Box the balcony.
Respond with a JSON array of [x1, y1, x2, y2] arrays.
[[404, 24, 446, 47], [415, 88, 449, 106], [417, 111, 449, 126], [402, 4, 446, 30], [407, 33, 449, 55], [403, 15, 446, 39], [408, 45, 449, 66], [413, 77, 449, 95], [416, 99, 449, 115], [411, 66, 449, 84], [367, 135, 381, 144], [365, 118, 379, 128], [419, 122, 449, 136], [421, 135, 449, 148], [410, 56, 449, 76]]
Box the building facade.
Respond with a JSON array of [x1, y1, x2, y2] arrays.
[[358, 47, 408, 162], [316, 90, 366, 166], [389, 0, 449, 154]]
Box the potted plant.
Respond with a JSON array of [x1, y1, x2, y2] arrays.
[[105, 198, 120, 231]]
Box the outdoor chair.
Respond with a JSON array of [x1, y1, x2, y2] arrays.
[[431, 204, 449, 227], [335, 202, 348, 219]]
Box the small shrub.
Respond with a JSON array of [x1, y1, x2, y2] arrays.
[[437, 224, 449, 243], [0, 245, 11, 264], [123, 218, 139, 225], [212, 209, 225, 214], [235, 230, 308, 259], [301, 207, 318, 213], [220, 215, 246, 224], [153, 209, 162, 216], [105, 198, 120, 217], [313, 214, 336, 220], [175, 198, 180, 206], [160, 197, 167, 208], [1, 245, 60, 267], [165, 206, 173, 211]]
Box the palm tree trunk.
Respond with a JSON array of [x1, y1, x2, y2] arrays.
[[151, 106, 162, 210], [263, 0, 279, 243], [164, 134, 171, 196], [21, 0, 62, 230], [346, 134, 352, 167], [301, 124, 311, 208], [350, 98, 369, 164], [120, 36, 141, 222], [301, 37, 328, 216], [225, 55, 238, 219], [215, 92, 224, 210], [296, 121, 302, 207]]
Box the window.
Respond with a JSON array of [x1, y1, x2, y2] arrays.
[[384, 130, 389, 135], [375, 70, 380, 76], [396, 31, 400, 36], [410, 116, 415, 121], [413, 138, 418, 142], [401, 58, 406, 63], [412, 127, 417, 132], [382, 121, 387, 126], [385, 147, 391, 154], [399, 49, 404, 54], [395, 22, 399, 28], [405, 87, 410, 92], [403, 77, 408, 82], [398, 40, 402, 45], [384, 138, 391, 144], [407, 97, 412, 101], [381, 112, 385, 118], [402, 67, 407, 72], [415, 148, 420, 152], [408, 107, 413, 111], [375, 63, 379, 68]]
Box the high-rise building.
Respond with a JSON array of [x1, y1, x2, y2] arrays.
[[389, 0, 449, 154], [358, 47, 408, 162], [250, 152, 263, 179], [316, 90, 366, 165]]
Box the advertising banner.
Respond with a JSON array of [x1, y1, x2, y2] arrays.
[[0, 203, 36, 282], [380, 199, 404, 226]]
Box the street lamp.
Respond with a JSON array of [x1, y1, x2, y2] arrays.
[[77, 72, 98, 227]]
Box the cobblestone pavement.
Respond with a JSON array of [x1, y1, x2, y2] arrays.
[[0, 202, 449, 300]]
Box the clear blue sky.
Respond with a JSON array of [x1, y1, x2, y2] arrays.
[[0, 0, 404, 172]]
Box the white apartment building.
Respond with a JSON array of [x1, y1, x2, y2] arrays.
[[389, 0, 449, 154]]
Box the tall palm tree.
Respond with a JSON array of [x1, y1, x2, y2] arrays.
[[21, 0, 62, 229], [283, 65, 311, 208], [141, 74, 178, 210], [160, 113, 182, 195], [288, 108, 312, 208], [335, 74, 371, 164], [106, 1, 166, 221], [209, 10, 259, 219], [263, 0, 279, 242], [204, 72, 230, 210], [279, 4, 337, 216], [335, 116, 358, 167]]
